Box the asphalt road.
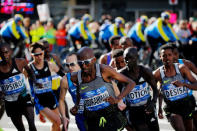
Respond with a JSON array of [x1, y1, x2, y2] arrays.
[[0, 92, 176, 131]]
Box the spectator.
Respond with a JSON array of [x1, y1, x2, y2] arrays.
[[56, 22, 67, 53]]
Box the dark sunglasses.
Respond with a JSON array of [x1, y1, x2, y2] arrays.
[[78, 57, 94, 66], [66, 62, 77, 67], [32, 52, 43, 56]]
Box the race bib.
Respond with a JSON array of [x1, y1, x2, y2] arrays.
[[34, 76, 52, 94], [51, 74, 61, 90], [81, 86, 110, 111], [0, 74, 25, 95], [162, 83, 188, 101], [126, 82, 150, 105]]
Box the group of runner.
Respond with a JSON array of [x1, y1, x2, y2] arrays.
[[0, 11, 197, 131]]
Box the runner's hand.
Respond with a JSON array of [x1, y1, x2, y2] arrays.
[[145, 101, 155, 114], [104, 96, 119, 104], [172, 80, 184, 87], [0, 91, 5, 100], [158, 108, 164, 119], [62, 116, 69, 131], [70, 105, 78, 116], [35, 83, 43, 88]]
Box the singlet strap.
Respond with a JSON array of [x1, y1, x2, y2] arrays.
[[12, 58, 20, 72], [96, 64, 101, 77], [106, 53, 111, 65], [159, 66, 165, 80], [50, 54, 57, 64], [30, 63, 37, 72], [66, 73, 71, 86], [77, 70, 82, 86], [178, 59, 184, 64], [174, 63, 181, 74]]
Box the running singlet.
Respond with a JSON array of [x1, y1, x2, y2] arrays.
[[106, 53, 111, 65], [178, 59, 193, 96], [126, 77, 151, 106], [78, 64, 115, 111], [0, 59, 27, 102], [30, 61, 52, 94], [67, 73, 84, 114], [160, 63, 189, 101]]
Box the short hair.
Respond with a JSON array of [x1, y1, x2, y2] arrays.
[[112, 49, 124, 58], [0, 42, 11, 50], [109, 35, 121, 46], [119, 36, 133, 45], [39, 39, 48, 44], [29, 42, 44, 53], [67, 52, 77, 57], [159, 43, 174, 54]]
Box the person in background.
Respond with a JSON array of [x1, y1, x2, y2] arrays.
[[119, 36, 134, 50], [44, 19, 57, 53], [56, 22, 67, 53], [128, 15, 148, 50], [0, 14, 28, 50], [145, 11, 179, 66], [68, 14, 95, 51], [112, 49, 126, 70], [59, 52, 87, 131], [109, 17, 126, 38], [125, 22, 133, 34], [99, 19, 112, 51], [109, 36, 133, 68], [30, 20, 45, 43], [175, 20, 191, 45], [23, 17, 31, 36], [99, 35, 121, 66]]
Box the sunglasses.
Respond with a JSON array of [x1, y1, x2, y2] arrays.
[[78, 57, 94, 66], [32, 52, 43, 57], [66, 62, 77, 67]]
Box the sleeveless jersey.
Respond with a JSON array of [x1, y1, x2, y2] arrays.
[[126, 77, 151, 107], [0, 59, 27, 101], [67, 73, 77, 103], [67, 73, 84, 114], [77, 64, 115, 111], [177, 59, 193, 96], [160, 63, 189, 102], [106, 52, 111, 65], [124, 66, 151, 107], [30, 61, 52, 94]]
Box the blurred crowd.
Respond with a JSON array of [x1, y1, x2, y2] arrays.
[[0, 11, 197, 67]]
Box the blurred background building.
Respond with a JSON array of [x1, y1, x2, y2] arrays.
[[0, 0, 197, 23]]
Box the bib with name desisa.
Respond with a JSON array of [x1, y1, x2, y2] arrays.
[[126, 82, 150, 105], [34, 76, 52, 94], [0, 73, 26, 101], [162, 82, 188, 101], [81, 86, 110, 111]]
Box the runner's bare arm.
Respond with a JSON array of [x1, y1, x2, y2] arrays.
[[59, 75, 69, 128], [99, 54, 107, 65], [48, 61, 60, 73], [184, 59, 197, 75], [173, 64, 197, 90], [101, 64, 135, 102], [143, 66, 158, 103]]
